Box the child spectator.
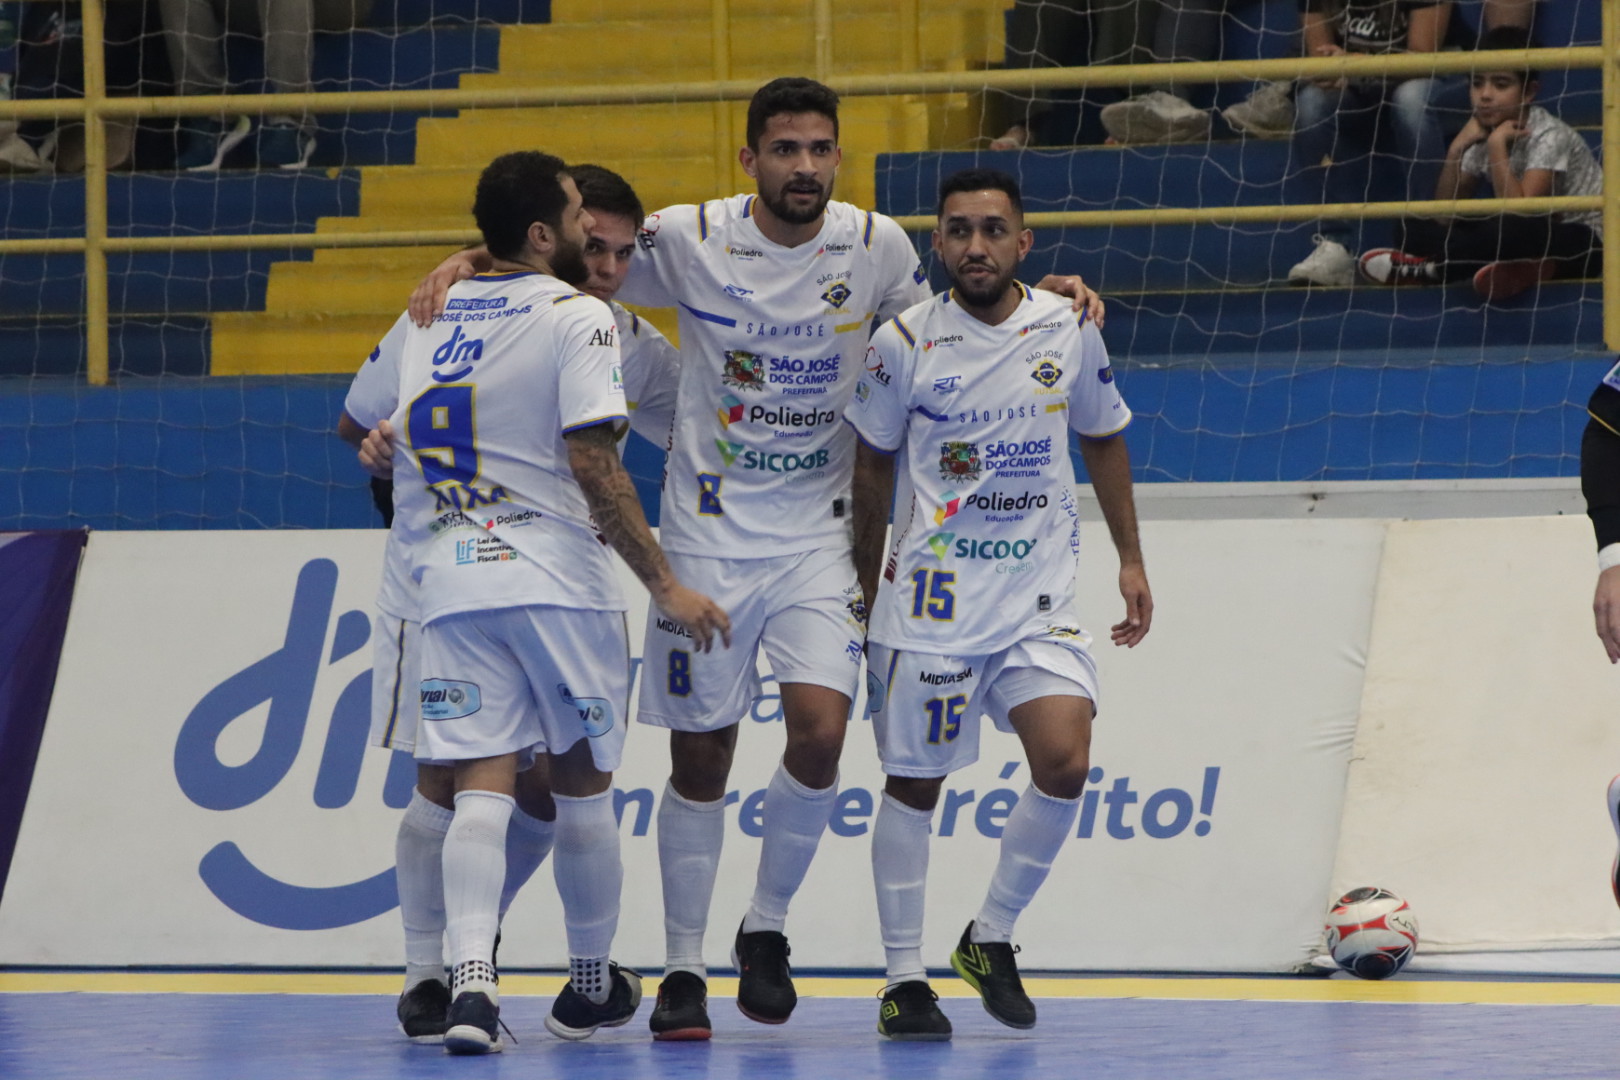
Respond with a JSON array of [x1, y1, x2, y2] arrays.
[[1357, 26, 1601, 300], [1284, 0, 1465, 287]]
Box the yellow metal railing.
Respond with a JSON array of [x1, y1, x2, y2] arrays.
[[0, 0, 1611, 385]]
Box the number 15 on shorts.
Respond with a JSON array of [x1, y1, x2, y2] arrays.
[[926, 694, 966, 743]]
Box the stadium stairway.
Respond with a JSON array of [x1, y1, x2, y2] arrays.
[[206, 0, 1015, 376]]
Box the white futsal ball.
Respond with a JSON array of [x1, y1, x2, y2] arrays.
[[1325, 887, 1418, 980]]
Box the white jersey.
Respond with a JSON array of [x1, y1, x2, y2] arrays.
[[356, 271, 629, 625], [345, 292, 678, 623], [615, 301, 681, 449], [846, 286, 1131, 655], [619, 194, 931, 557]]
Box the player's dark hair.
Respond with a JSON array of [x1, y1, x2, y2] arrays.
[[746, 77, 840, 150], [1475, 25, 1538, 86], [473, 150, 571, 261], [937, 168, 1024, 218], [569, 163, 645, 227]]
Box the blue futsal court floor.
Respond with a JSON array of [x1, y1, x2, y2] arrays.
[[3, 971, 1619, 1079]]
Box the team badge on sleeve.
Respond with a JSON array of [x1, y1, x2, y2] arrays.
[[939, 441, 981, 483]]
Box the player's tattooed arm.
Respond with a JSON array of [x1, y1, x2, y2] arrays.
[[1078, 432, 1152, 648], [851, 439, 898, 610], [565, 423, 731, 650], [408, 245, 493, 328]]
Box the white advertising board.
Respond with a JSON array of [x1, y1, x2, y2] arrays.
[[0, 517, 1376, 971], [1332, 515, 1620, 963]]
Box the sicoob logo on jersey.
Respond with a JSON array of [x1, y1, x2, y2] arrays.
[[722, 350, 768, 392], [1030, 360, 1062, 388], [939, 441, 981, 483], [820, 282, 852, 310]]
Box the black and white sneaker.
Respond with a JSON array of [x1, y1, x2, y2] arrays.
[[949, 921, 1036, 1029], [877, 980, 952, 1041], [545, 964, 643, 1041], [733, 922, 796, 1024], [650, 970, 712, 1041], [443, 990, 503, 1054], [396, 978, 450, 1044]]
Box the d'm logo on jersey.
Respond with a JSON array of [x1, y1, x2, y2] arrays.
[[939, 441, 981, 483], [820, 282, 853, 310], [1030, 360, 1062, 388], [723, 349, 768, 392]]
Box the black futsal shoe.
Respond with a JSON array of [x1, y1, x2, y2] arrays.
[[650, 969, 712, 1040], [732, 922, 797, 1023], [443, 990, 503, 1054], [877, 980, 953, 1041], [545, 963, 643, 1041], [950, 921, 1036, 1029], [397, 977, 451, 1043]]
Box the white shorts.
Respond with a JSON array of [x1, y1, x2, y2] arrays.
[[369, 613, 422, 754], [866, 633, 1098, 779], [638, 546, 866, 732], [417, 604, 630, 772]]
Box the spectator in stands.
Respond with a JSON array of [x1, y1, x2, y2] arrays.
[[161, 0, 370, 171], [988, 0, 1296, 148], [1285, 0, 1465, 287], [1357, 26, 1600, 300], [1483, 0, 1535, 32], [1102, 1, 1297, 144]]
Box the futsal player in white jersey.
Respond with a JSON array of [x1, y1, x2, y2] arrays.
[[340, 162, 682, 1044], [847, 168, 1152, 1040], [407, 77, 1102, 1040], [356, 151, 727, 1053]]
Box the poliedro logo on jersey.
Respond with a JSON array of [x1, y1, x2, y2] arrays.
[[927, 532, 955, 559], [817, 241, 855, 256], [966, 491, 1048, 514], [820, 282, 853, 310], [718, 394, 745, 428], [1030, 360, 1062, 388], [1019, 317, 1066, 337], [934, 490, 961, 525], [727, 244, 765, 259], [421, 679, 481, 721], [923, 334, 964, 351], [748, 404, 836, 432], [723, 350, 768, 392], [939, 441, 981, 483]]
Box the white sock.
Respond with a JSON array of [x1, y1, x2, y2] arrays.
[[742, 762, 838, 934], [972, 783, 1080, 944], [872, 792, 933, 987], [554, 789, 623, 1003], [498, 807, 555, 919], [570, 955, 610, 1005], [396, 790, 453, 992], [657, 782, 726, 980], [443, 789, 513, 1000]]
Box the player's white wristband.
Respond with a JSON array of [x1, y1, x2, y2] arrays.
[[1599, 544, 1620, 573]]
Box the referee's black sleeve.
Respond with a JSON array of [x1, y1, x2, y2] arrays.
[[370, 477, 395, 528], [1581, 382, 1620, 550]]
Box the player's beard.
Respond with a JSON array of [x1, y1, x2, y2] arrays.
[[549, 235, 590, 287], [760, 176, 833, 225], [948, 257, 1017, 309]]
